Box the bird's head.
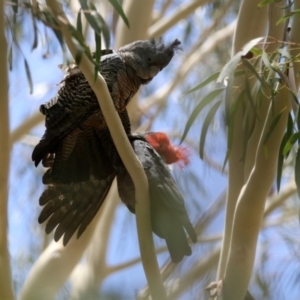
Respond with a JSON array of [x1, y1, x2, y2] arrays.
[[144, 132, 190, 167], [118, 39, 181, 82]]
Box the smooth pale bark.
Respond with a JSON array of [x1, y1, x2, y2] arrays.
[[289, 0, 300, 92], [149, 0, 214, 38], [69, 183, 119, 300], [69, 0, 167, 298], [217, 0, 268, 279], [19, 198, 107, 300], [0, 1, 14, 299], [224, 86, 291, 300]]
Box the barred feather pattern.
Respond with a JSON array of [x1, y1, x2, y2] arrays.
[[38, 173, 115, 246]]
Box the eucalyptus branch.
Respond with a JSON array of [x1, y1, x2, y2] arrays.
[[152, 0, 172, 23], [149, 0, 214, 38], [19, 197, 107, 300], [223, 86, 291, 300], [10, 112, 44, 146], [43, 1, 166, 299], [69, 183, 119, 299], [0, 2, 14, 299], [217, 0, 269, 280]]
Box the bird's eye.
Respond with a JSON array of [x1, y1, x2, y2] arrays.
[[148, 58, 151, 62]]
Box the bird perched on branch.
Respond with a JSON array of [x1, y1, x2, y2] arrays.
[[38, 131, 196, 262], [33, 38, 196, 261], [32, 38, 181, 184], [115, 132, 197, 262]]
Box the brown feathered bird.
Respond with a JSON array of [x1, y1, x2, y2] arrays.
[[32, 39, 181, 183], [38, 131, 196, 262]]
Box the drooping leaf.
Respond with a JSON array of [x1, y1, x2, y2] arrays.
[[77, 10, 83, 36], [79, 0, 110, 48], [94, 31, 101, 82], [107, 0, 129, 28], [90, 3, 110, 48], [223, 89, 244, 170], [185, 70, 245, 96], [263, 108, 286, 144], [283, 132, 300, 156], [242, 58, 270, 89], [40, 10, 65, 52], [277, 132, 287, 192], [184, 72, 220, 95], [297, 106, 300, 131], [217, 37, 264, 84], [199, 100, 222, 159], [24, 59, 33, 94], [277, 114, 293, 191], [8, 45, 13, 71], [12, 0, 18, 14], [277, 9, 300, 25], [244, 75, 259, 122], [180, 88, 225, 143], [31, 10, 38, 50], [258, 0, 279, 7]]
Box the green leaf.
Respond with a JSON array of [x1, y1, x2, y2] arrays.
[[217, 37, 264, 83], [283, 132, 300, 155], [295, 150, 300, 198], [90, 3, 110, 48], [184, 72, 220, 95], [199, 100, 222, 159], [242, 58, 269, 89], [94, 31, 101, 82], [223, 89, 244, 169], [180, 88, 225, 143], [79, 0, 111, 48], [24, 59, 33, 94], [277, 114, 293, 191], [251, 47, 263, 56], [12, 0, 18, 14], [77, 10, 83, 36], [277, 9, 300, 25], [297, 106, 300, 131], [261, 51, 274, 71], [258, 0, 278, 7], [263, 109, 285, 144], [31, 13, 38, 50], [277, 132, 287, 192], [107, 0, 129, 28], [8, 45, 13, 71], [185, 70, 245, 95]]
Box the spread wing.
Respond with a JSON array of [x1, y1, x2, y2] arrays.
[[32, 53, 128, 183], [39, 173, 115, 246]]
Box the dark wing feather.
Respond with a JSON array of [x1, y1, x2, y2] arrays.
[[38, 174, 115, 246]]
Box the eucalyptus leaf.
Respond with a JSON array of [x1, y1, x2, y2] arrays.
[[24, 59, 33, 94], [199, 100, 222, 159], [107, 0, 129, 27], [180, 88, 225, 143]]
